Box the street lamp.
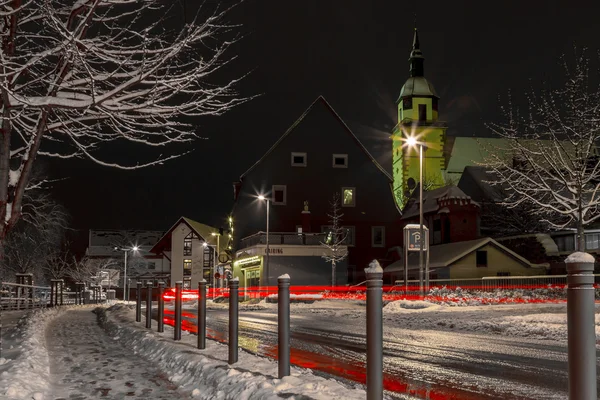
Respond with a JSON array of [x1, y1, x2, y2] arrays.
[[405, 135, 426, 295], [258, 194, 270, 292], [114, 245, 139, 301], [211, 232, 220, 291]]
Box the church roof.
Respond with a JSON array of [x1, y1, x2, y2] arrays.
[[397, 76, 439, 100]]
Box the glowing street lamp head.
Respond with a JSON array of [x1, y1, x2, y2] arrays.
[[258, 195, 266, 201], [132, 246, 139, 251], [406, 136, 418, 147], [202, 242, 208, 247], [211, 232, 217, 236]]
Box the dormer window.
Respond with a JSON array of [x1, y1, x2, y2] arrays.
[[332, 154, 348, 168], [291, 152, 307, 167]]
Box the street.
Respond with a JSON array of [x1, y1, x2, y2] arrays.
[[160, 302, 599, 399]]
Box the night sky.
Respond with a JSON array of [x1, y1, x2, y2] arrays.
[[48, 1, 600, 253]]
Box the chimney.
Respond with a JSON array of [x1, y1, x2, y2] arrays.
[[301, 200, 311, 233]]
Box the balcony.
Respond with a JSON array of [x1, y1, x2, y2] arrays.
[[240, 231, 328, 248]]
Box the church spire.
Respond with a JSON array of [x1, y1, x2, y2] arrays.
[[409, 28, 424, 77]]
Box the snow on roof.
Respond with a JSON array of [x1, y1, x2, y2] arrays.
[[402, 185, 478, 220]]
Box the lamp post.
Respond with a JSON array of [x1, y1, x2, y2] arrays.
[[406, 136, 425, 295], [258, 195, 270, 292], [211, 232, 220, 291], [114, 245, 139, 301]]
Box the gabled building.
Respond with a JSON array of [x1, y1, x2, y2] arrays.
[[149, 217, 227, 289], [85, 229, 168, 285], [231, 96, 402, 284], [384, 237, 547, 284], [401, 185, 480, 246]]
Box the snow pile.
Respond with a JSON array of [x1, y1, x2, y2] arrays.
[[425, 285, 573, 306], [0, 306, 69, 399], [383, 300, 440, 312], [100, 304, 369, 399]]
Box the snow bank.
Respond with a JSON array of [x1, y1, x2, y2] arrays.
[[100, 304, 369, 399], [383, 300, 441, 312], [0, 306, 71, 399]]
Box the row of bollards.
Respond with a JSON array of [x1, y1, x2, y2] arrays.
[[136, 276, 292, 379]]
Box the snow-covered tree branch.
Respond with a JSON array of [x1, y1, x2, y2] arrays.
[[321, 193, 348, 286], [481, 49, 600, 250], [0, 0, 248, 240]]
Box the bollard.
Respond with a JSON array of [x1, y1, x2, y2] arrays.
[[157, 282, 165, 333], [278, 274, 291, 378], [565, 252, 597, 400], [198, 279, 207, 349], [136, 282, 142, 322], [228, 278, 239, 364], [174, 281, 182, 341], [145, 281, 153, 329], [365, 260, 383, 400]]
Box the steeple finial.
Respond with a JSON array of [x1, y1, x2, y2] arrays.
[[409, 27, 424, 77]]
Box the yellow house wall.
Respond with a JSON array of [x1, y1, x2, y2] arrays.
[[448, 244, 546, 279]]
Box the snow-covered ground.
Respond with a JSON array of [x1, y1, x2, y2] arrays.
[[1, 298, 598, 399], [0, 304, 369, 400]]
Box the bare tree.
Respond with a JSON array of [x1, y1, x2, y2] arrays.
[[68, 256, 117, 286], [321, 193, 348, 286], [482, 50, 600, 250], [0, 0, 248, 242]]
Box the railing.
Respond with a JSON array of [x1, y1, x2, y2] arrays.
[[394, 274, 600, 292], [1, 282, 51, 310], [240, 232, 328, 248]]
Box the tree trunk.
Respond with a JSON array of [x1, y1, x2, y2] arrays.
[[332, 260, 336, 287], [577, 220, 585, 253]]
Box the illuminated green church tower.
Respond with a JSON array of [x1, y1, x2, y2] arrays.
[[392, 29, 447, 206]]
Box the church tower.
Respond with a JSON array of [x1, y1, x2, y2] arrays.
[[391, 29, 447, 207]]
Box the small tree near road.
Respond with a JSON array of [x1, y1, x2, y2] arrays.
[[321, 193, 348, 286], [482, 50, 600, 251]]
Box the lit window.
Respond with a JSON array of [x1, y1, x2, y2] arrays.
[[183, 259, 192, 276], [291, 152, 307, 167], [272, 185, 287, 205], [332, 154, 348, 168], [372, 226, 385, 247], [342, 187, 355, 207]]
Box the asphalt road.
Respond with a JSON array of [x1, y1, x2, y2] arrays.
[[159, 306, 599, 400]]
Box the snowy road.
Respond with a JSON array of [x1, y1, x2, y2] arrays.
[[45, 308, 189, 399], [164, 302, 600, 399]]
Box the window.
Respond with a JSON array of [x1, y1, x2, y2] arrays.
[[555, 235, 575, 252], [183, 259, 192, 276], [342, 187, 355, 207], [476, 250, 488, 268], [372, 226, 385, 247], [433, 218, 442, 245], [183, 231, 198, 256], [585, 233, 600, 250], [403, 98, 412, 110], [291, 152, 307, 167], [418, 104, 427, 121], [333, 154, 348, 168], [432, 98, 439, 112], [147, 262, 156, 270], [272, 185, 287, 205]]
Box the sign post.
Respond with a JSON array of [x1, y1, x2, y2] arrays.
[[403, 224, 429, 293]]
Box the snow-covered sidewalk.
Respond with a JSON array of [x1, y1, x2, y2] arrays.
[[0, 304, 370, 400]]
